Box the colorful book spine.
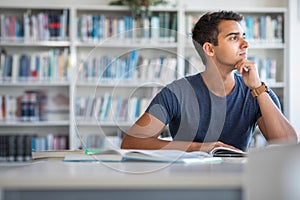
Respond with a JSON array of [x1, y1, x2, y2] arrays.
[[185, 14, 284, 44], [0, 90, 47, 122], [75, 95, 151, 123], [78, 52, 177, 82], [0, 48, 70, 82], [77, 12, 177, 42], [248, 56, 277, 83], [0, 10, 68, 42]]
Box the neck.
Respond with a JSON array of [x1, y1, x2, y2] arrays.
[[201, 61, 235, 97]]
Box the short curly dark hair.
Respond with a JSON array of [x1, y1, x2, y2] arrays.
[[192, 11, 243, 64]]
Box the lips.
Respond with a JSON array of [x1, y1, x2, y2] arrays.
[[239, 52, 247, 58]]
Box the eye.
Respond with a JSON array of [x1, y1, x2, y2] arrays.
[[230, 36, 238, 41]]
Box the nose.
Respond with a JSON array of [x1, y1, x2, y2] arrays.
[[241, 38, 249, 49]]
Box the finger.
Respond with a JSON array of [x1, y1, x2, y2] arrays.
[[236, 60, 255, 74], [235, 60, 247, 74]]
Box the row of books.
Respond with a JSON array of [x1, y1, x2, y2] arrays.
[[184, 56, 205, 76], [78, 130, 124, 150], [248, 56, 277, 83], [0, 90, 69, 122], [78, 50, 177, 83], [77, 12, 177, 42], [0, 10, 68, 42], [0, 48, 70, 82], [243, 15, 283, 43], [75, 94, 151, 123], [185, 14, 284, 43], [183, 55, 278, 83], [0, 91, 47, 122], [32, 134, 68, 152], [0, 134, 32, 162]]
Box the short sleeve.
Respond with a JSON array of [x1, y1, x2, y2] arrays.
[[145, 87, 180, 125]]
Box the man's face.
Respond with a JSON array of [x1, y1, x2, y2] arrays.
[[212, 20, 249, 70]]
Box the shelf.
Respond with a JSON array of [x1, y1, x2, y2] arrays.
[[0, 4, 70, 9], [249, 43, 285, 49], [268, 82, 285, 88], [0, 40, 71, 47], [0, 121, 69, 127], [75, 41, 178, 48], [0, 1, 289, 149], [75, 120, 133, 127], [184, 7, 287, 13], [76, 80, 167, 87], [0, 81, 70, 87], [75, 5, 178, 12]]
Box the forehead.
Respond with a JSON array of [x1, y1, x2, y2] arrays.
[[217, 20, 244, 36]]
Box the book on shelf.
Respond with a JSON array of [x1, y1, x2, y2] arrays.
[[248, 56, 277, 83], [63, 148, 223, 163], [0, 134, 32, 162], [1, 10, 68, 42], [0, 90, 46, 122], [0, 89, 70, 122], [0, 133, 69, 162], [0, 49, 70, 82], [75, 94, 150, 122], [186, 14, 283, 44], [31, 134, 69, 152], [77, 12, 177, 42], [77, 52, 177, 82]]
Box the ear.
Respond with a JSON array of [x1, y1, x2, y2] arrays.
[[202, 42, 214, 56]]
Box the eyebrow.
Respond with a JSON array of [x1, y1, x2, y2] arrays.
[[225, 32, 245, 38]]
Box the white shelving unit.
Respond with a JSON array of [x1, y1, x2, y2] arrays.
[[0, 5, 72, 150], [70, 5, 180, 149], [0, 0, 292, 149]]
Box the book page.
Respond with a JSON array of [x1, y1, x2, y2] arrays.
[[210, 147, 247, 157]]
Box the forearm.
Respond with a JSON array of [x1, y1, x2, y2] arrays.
[[121, 134, 195, 152], [257, 92, 298, 141], [121, 135, 241, 152]]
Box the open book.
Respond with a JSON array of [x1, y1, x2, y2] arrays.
[[209, 147, 247, 157], [63, 149, 223, 163]]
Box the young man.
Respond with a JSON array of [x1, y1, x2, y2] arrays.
[[121, 11, 297, 152]]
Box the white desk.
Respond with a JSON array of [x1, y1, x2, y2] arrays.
[[0, 158, 245, 200]]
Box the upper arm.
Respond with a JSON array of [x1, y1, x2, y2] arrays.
[[121, 112, 167, 149], [126, 112, 166, 139]]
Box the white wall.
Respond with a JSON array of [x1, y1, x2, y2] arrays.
[[288, 0, 300, 137]]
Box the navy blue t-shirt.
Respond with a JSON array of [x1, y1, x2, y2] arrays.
[[145, 72, 281, 151]]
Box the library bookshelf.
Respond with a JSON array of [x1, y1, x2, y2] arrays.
[[0, 1, 289, 152]]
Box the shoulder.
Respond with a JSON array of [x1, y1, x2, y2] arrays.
[[167, 73, 201, 89], [163, 73, 201, 97]]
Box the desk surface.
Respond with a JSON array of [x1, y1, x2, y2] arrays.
[[0, 158, 245, 189], [0, 158, 246, 200]]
